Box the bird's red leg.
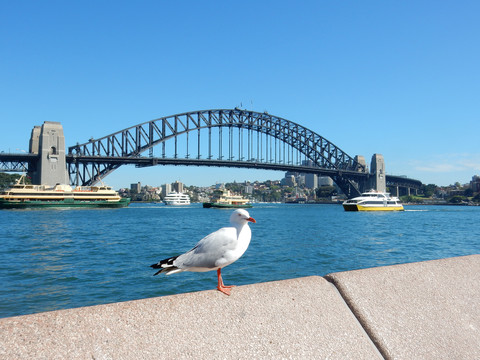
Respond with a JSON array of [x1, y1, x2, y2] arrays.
[[217, 268, 235, 295]]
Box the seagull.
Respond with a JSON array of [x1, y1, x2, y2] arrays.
[[151, 209, 256, 295]]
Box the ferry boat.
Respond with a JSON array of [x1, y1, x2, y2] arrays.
[[163, 192, 191, 205], [203, 190, 252, 209], [342, 190, 404, 212], [0, 176, 130, 209]]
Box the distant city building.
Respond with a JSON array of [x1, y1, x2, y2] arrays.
[[471, 175, 480, 192], [162, 183, 172, 195], [244, 185, 254, 194], [282, 167, 317, 189], [281, 175, 296, 187], [305, 173, 317, 189], [172, 181, 184, 193], [131, 182, 141, 193], [296, 175, 305, 187], [301, 160, 317, 189], [318, 176, 334, 186]]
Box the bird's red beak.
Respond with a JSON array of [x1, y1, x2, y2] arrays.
[[247, 217, 256, 223]]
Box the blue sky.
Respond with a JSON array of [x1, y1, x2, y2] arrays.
[[1, 1, 479, 188]]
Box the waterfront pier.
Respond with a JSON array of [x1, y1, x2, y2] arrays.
[[1, 255, 478, 359]]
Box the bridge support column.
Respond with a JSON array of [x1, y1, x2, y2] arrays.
[[392, 186, 399, 197], [29, 122, 69, 186]]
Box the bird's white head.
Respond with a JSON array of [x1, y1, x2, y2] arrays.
[[230, 209, 256, 226]]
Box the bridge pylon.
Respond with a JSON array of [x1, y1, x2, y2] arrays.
[[369, 154, 386, 193], [29, 122, 69, 186]]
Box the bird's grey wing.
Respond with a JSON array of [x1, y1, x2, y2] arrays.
[[175, 227, 236, 268]]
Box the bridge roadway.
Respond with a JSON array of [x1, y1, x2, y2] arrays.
[[0, 153, 38, 172], [69, 155, 365, 177]]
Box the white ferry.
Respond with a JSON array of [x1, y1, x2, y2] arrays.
[[342, 190, 404, 211], [163, 192, 191, 205], [0, 175, 130, 209]]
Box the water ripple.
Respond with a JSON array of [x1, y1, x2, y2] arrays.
[[0, 203, 479, 317]]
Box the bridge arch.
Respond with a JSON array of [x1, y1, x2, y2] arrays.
[[68, 109, 367, 194]]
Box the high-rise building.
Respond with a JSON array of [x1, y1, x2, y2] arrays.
[[471, 175, 480, 192], [281, 175, 296, 187], [172, 181, 184, 193], [131, 182, 141, 193], [162, 183, 172, 195], [305, 173, 318, 189]]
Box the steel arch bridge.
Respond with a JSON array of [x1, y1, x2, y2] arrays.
[[67, 109, 374, 197]]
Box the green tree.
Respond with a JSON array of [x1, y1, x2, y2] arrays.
[[448, 195, 464, 204], [0, 173, 24, 190], [464, 188, 474, 197], [421, 184, 437, 198], [400, 195, 422, 204]]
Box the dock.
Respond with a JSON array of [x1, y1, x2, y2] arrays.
[[1, 255, 478, 359]]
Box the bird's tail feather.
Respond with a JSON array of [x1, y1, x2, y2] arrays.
[[151, 255, 180, 276]]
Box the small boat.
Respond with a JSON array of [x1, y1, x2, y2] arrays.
[[0, 175, 130, 209], [203, 190, 252, 209], [163, 192, 191, 205], [343, 190, 404, 211]]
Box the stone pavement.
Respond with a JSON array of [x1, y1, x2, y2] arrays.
[[1, 255, 478, 359]]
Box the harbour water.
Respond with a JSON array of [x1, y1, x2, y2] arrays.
[[1, 203, 479, 318]]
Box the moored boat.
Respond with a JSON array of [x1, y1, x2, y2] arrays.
[[163, 192, 191, 205], [203, 190, 252, 208], [0, 176, 130, 209], [342, 190, 404, 211]]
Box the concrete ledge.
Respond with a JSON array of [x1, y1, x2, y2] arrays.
[[0, 276, 381, 359], [326, 255, 480, 359], [1, 255, 479, 359]]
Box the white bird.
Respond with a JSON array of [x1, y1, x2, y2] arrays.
[[151, 209, 256, 295]]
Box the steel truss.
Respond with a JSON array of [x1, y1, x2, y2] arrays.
[[68, 109, 368, 194], [0, 153, 37, 173]]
